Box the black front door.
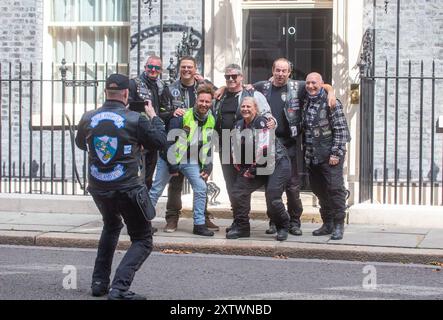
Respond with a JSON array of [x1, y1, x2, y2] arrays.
[[243, 9, 332, 84], [243, 8, 332, 191]]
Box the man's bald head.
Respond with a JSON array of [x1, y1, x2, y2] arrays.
[[307, 72, 323, 83], [306, 72, 324, 96]]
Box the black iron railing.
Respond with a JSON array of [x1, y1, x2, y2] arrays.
[[0, 61, 125, 195], [0, 58, 201, 197], [359, 60, 443, 206], [359, 0, 443, 206]]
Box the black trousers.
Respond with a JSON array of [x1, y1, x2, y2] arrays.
[[89, 186, 153, 292], [231, 157, 291, 231], [285, 144, 304, 225], [308, 157, 347, 224], [219, 151, 237, 210], [267, 144, 304, 227]]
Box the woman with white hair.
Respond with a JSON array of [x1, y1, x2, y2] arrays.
[[227, 97, 291, 241]]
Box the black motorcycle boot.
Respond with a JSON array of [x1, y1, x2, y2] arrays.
[[330, 223, 344, 240], [265, 221, 277, 234], [276, 228, 288, 241], [108, 288, 146, 300], [289, 219, 302, 236], [226, 225, 250, 239], [225, 221, 237, 233], [193, 224, 214, 237], [312, 222, 334, 236], [91, 281, 109, 297]]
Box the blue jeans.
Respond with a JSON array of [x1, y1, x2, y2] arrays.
[[149, 157, 207, 225]]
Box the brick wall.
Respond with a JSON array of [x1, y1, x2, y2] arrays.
[[364, 0, 443, 183], [1, 0, 43, 185], [0, 0, 43, 66], [129, 0, 204, 80]]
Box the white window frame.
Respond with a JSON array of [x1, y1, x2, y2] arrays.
[[39, 0, 130, 126]]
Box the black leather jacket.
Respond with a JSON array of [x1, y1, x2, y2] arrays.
[[232, 115, 287, 177], [128, 73, 170, 121], [75, 99, 167, 191], [160, 78, 215, 126]]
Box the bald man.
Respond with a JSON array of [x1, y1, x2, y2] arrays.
[[303, 72, 350, 240]]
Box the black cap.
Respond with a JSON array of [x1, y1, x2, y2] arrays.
[[105, 73, 129, 90]]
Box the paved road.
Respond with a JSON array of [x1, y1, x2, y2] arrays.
[[0, 245, 442, 300]]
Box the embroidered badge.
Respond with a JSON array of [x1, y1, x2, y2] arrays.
[[280, 92, 287, 102], [124, 145, 132, 155], [322, 128, 332, 136], [171, 88, 181, 98], [286, 107, 297, 119], [94, 135, 118, 164], [90, 112, 125, 129], [90, 164, 125, 182]]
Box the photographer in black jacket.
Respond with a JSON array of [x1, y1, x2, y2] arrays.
[[75, 74, 167, 300]]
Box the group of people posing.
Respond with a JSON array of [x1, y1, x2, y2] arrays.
[[75, 55, 350, 300]]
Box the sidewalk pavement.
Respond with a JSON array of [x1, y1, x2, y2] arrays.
[[0, 209, 442, 266]]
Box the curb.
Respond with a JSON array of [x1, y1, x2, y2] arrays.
[[1, 231, 442, 265], [181, 208, 323, 223], [0, 193, 322, 222]]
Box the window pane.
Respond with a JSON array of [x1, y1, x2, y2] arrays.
[[79, 27, 95, 63], [106, 27, 129, 63], [50, 0, 129, 63], [52, 0, 107, 22], [94, 28, 105, 63], [52, 0, 75, 21], [53, 28, 77, 63], [105, 0, 129, 21], [78, 0, 102, 22]]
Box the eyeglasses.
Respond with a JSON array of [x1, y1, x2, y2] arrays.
[[146, 64, 161, 71], [224, 74, 240, 81]]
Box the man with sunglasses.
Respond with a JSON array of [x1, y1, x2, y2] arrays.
[[158, 56, 218, 233], [128, 56, 168, 234], [129, 55, 165, 119], [128, 55, 168, 186], [213, 64, 275, 227]]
